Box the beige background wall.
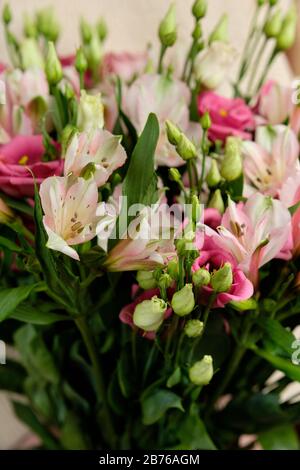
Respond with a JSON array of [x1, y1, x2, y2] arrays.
[[0, 0, 295, 449]]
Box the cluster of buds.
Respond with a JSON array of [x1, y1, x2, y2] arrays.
[[80, 18, 103, 73], [165, 120, 197, 161]]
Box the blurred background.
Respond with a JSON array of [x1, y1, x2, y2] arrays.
[[0, 0, 297, 449]]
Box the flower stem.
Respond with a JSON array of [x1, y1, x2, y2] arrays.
[[75, 316, 117, 449], [158, 44, 167, 74]]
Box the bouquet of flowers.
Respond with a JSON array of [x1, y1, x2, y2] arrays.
[[0, 0, 300, 451]]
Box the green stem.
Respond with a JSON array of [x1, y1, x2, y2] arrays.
[[158, 44, 167, 74], [254, 47, 277, 95], [75, 316, 117, 449], [236, 5, 260, 82], [247, 36, 267, 97], [198, 130, 207, 199]]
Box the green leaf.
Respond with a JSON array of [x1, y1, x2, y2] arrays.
[[0, 284, 37, 322], [176, 405, 216, 450], [11, 303, 69, 325], [60, 412, 90, 450], [141, 388, 184, 425], [0, 236, 22, 252], [0, 192, 34, 216], [167, 367, 181, 388], [252, 346, 300, 382], [226, 173, 244, 200], [258, 424, 299, 450], [289, 200, 300, 216], [257, 317, 296, 357], [117, 349, 134, 398], [0, 359, 26, 393], [12, 401, 60, 449]]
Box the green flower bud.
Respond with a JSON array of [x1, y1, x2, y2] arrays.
[[192, 268, 211, 287], [230, 298, 258, 312], [176, 134, 197, 160], [158, 273, 172, 290], [75, 47, 88, 74], [20, 38, 44, 70], [192, 22, 202, 40], [36, 7, 60, 42], [136, 270, 157, 290], [169, 168, 181, 183], [64, 83, 75, 100], [45, 42, 63, 85], [171, 284, 195, 317], [209, 14, 228, 44], [23, 15, 38, 38], [2, 4, 12, 25], [276, 8, 297, 51], [189, 356, 213, 385], [211, 262, 233, 293], [97, 18, 108, 42], [77, 90, 104, 131], [257, 0, 266, 6], [200, 111, 211, 131], [264, 10, 282, 38], [85, 33, 102, 70], [192, 195, 201, 225], [165, 120, 181, 145], [133, 296, 167, 332], [80, 19, 93, 44], [206, 160, 221, 188], [220, 137, 242, 182], [192, 0, 207, 20], [208, 189, 225, 214], [269, 0, 278, 6], [167, 259, 179, 280], [61, 125, 77, 155], [184, 319, 204, 338], [159, 4, 177, 48]]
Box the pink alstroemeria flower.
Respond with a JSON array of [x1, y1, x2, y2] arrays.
[[64, 129, 127, 187], [193, 237, 253, 308], [119, 287, 172, 340], [255, 81, 293, 126], [208, 194, 292, 287], [0, 68, 49, 143], [198, 91, 255, 142], [243, 125, 300, 197], [101, 52, 148, 83], [40, 176, 99, 261], [0, 135, 62, 198], [123, 74, 201, 167], [280, 171, 300, 257]]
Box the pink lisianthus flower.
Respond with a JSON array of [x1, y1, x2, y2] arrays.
[[192, 237, 253, 308], [242, 125, 300, 198], [0, 135, 62, 198], [207, 193, 292, 287], [101, 52, 148, 83], [122, 74, 201, 167], [255, 80, 293, 126], [279, 171, 300, 257], [119, 287, 172, 340], [0, 68, 49, 143], [64, 129, 127, 187], [204, 208, 222, 230], [198, 91, 255, 142], [40, 176, 99, 261]]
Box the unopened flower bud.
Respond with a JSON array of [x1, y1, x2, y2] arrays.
[[23, 14, 38, 38], [184, 319, 204, 338], [276, 8, 297, 51], [264, 10, 282, 38], [0, 198, 14, 224], [36, 7, 60, 42], [77, 90, 104, 131], [158, 273, 172, 290], [192, 0, 207, 20], [133, 296, 167, 332], [20, 38, 44, 70], [45, 42, 62, 85], [166, 120, 181, 145], [189, 355, 213, 386], [97, 18, 108, 42], [85, 33, 102, 70], [167, 259, 179, 280], [257, 0, 266, 6], [200, 111, 211, 130], [220, 137, 242, 182], [136, 270, 157, 290], [75, 47, 88, 74], [192, 268, 211, 287], [2, 4, 12, 25], [159, 4, 177, 48], [269, 0, 278, 6], [208, 189, 224, 214], [211, 262, 233, 293], [169, 168, 181, 183], [80, 19, 92, 44], [192, 22, 202, 40], [61, 125, 77, 154], [176, 134, 197, 160], [206, 160, 221, 187], [230, 298, 257, 312], [209, 14, 228, 44], [171, 284, 195, 317]]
